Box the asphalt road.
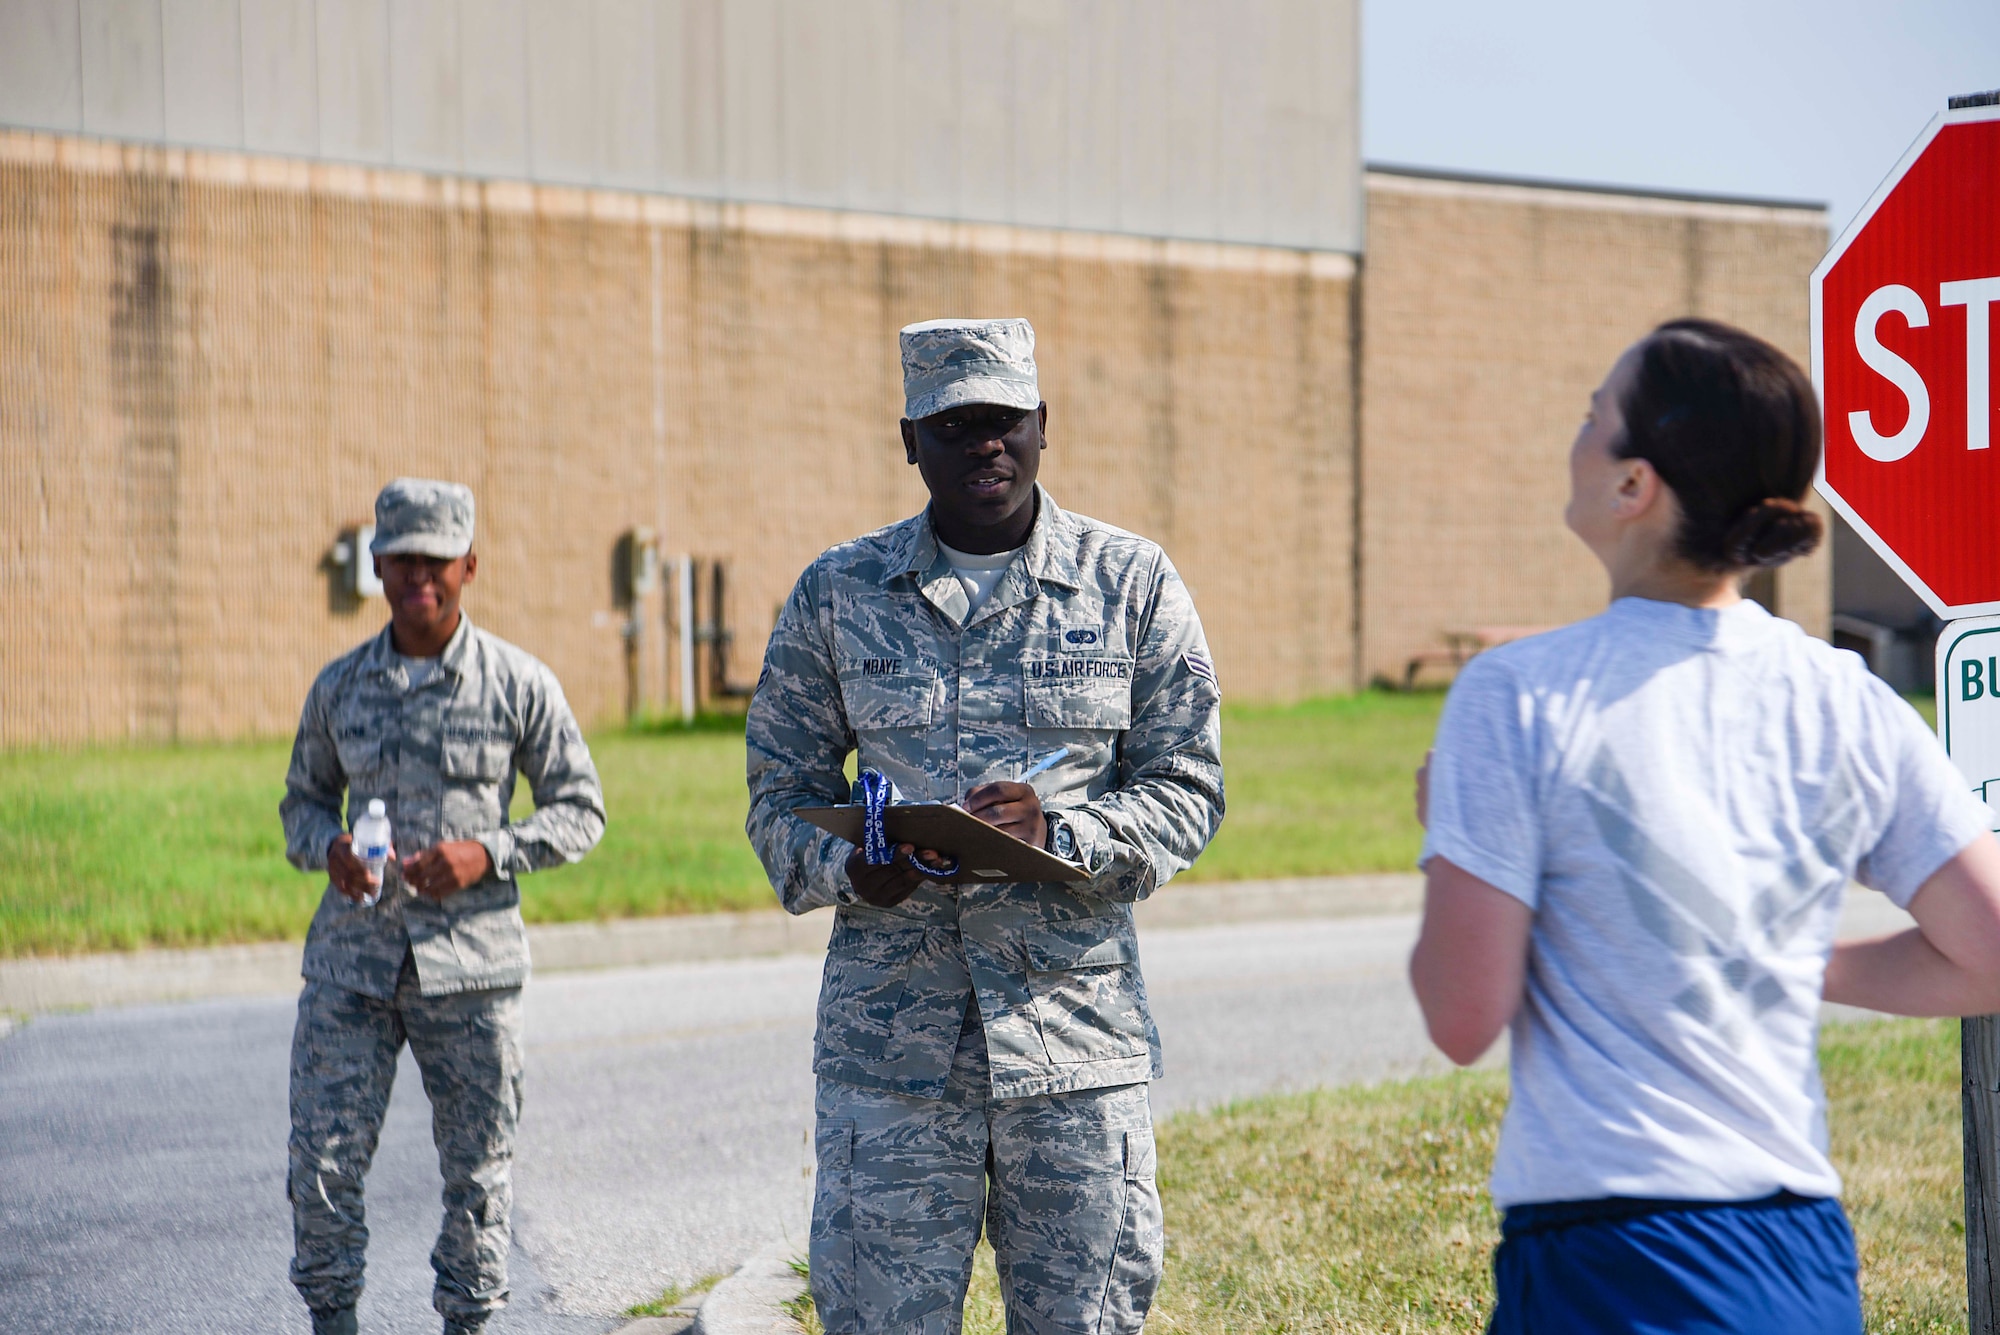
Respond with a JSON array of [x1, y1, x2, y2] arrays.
[[0, 894, 1911, 1334]]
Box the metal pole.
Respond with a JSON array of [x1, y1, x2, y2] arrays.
[[711, 559, 728, 700], [1966, 1015, 2000, 1329], [1941, 621, 1998, 1330], [1942, 94, 2000, 1332], [677, 555, 696, 724], [623, 614, 640, 724]]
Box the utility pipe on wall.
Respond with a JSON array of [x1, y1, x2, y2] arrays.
[[677, 555, 695, 724]]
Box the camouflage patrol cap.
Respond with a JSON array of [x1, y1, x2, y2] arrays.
[[370, 478, 475, 559], [900, 318, 1040, 421]]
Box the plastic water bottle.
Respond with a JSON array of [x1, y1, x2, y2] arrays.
[[353, 799, 392, 908]]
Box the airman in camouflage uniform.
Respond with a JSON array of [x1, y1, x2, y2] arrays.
[[281, 479, 605, 1335], [747, 319, 1224, 1333]]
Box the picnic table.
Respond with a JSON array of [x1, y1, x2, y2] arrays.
[[1403, 625, 1555, 690]]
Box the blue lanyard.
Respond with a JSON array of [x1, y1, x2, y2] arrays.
[[855, 769, 958, 879]]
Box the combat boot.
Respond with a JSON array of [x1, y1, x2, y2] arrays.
[[310, 1309, 357, 1335]]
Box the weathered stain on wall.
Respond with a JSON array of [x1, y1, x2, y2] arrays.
[[110, 193, 183, 741]]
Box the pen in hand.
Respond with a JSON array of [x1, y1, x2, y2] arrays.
[[958, 746, 1071, 823], [1019, 746, 1070, 783], [959, 745, 1072, 848]]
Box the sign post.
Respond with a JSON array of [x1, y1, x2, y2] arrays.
[[1937, 620, 2000, 1326], [1811, 91, 2000, 1329]]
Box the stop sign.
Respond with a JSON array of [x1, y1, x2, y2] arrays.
[[1814, 103, 2000, 617]]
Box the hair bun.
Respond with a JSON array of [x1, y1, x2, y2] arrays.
[[1722, 497, 1823, 568]]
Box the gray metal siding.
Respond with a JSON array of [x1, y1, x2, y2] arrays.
[[0, 0, 1361, 251]]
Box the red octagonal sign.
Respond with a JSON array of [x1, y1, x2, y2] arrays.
[[1815, 103, 2000, 617]]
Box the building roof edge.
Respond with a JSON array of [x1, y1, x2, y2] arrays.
[[1365, 161, 1826, 215]]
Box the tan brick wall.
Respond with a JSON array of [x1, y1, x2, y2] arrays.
[[0, 133, 1356, 746], [0, 136, 1828, 748], [1358, 172, 1830, 686]]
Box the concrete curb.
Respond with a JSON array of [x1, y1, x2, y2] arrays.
[[0, 906, 841, 1015], [617, 1313, 700, 1334], [616, 1290, 705, 1335], [0, 877, 1914, 1020], [1139, 873, 1420, 927], [0, 874, 1423, 1016], [688, 1240, 807, 1335], [0, 939, 308, 1014]]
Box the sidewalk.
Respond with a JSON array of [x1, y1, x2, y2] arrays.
[[0, 874, 1424, 1015]]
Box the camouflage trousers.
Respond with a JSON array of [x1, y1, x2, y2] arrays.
[[811, 1006, 1162, 1335], [287, 951, 524, 1326]]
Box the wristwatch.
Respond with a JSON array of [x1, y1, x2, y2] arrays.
[[1045, 811, 1077, 862]]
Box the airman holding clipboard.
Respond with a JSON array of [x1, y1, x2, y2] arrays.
[[745, 318, 1225, 1334]]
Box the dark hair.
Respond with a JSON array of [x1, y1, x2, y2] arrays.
[[1615, 318, 1824, 571]]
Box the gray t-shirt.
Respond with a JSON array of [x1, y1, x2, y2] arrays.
[[937, 540, 1023, 618], [1422, 597, 1989, 1208], [394, 651, 444, 693]]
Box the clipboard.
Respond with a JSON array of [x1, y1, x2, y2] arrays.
[[795, 804, 1091, 883]]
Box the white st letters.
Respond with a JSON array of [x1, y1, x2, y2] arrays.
[[1850, 284, 1931, 461], [1851, 277, 2000, 461], [1941, 277, 2000, 453]]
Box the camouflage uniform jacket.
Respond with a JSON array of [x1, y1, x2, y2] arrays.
[[746, 488, 1225, 1101], [282, 615, 606, 1000]]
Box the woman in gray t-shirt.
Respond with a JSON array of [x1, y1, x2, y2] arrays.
[[1413, 319, 2000, 1333]]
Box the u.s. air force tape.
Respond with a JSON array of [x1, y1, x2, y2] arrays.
[[855, 769, 959, 879]]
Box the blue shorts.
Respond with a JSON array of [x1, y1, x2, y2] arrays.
[[1488, 1190, 1862, 1335]]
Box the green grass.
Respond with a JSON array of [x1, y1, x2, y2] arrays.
[[0, 739, 304, 957], [0, 722, 777, 957], [622, 1271, 725, 1318], [1187, 691, 1442, 882], [784, 1256, 818, 1331], [1823, 1017, 1965, 1332], [791, 1018, 1965, 1334], [520, 718, 774, 924], [0, 691, 1444, 958]]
